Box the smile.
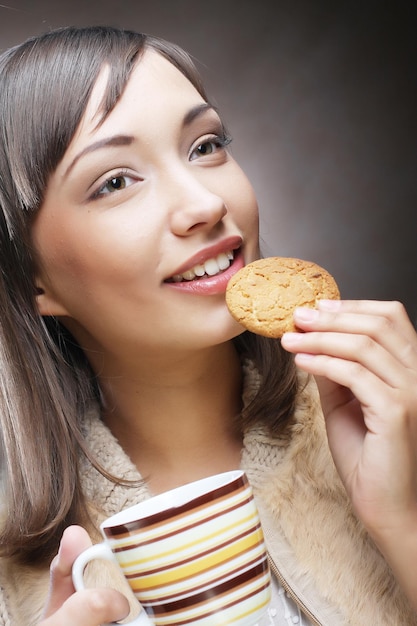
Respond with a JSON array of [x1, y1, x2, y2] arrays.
[[167, 250, 234, 283]]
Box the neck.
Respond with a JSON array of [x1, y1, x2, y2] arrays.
[[100, 341, 243, 493]]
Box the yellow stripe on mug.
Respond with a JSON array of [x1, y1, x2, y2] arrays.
[[118, 509, 260, 570]]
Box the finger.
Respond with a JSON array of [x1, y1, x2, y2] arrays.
[[293, 350, 387, 409], [282, 330, 413, 389], [43, 526, 93, 618], [292, 351, 400, 433], [319, 299, 415, 332], [319, 299, 417, 349], [40, 587, 130, 626], [290, 301, 417, 370]]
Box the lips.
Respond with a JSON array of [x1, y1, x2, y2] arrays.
[[163, 236, 244, 295], [164, 236, 243, 284]]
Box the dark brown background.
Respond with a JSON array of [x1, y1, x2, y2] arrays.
[[1, 0, 416, 322]]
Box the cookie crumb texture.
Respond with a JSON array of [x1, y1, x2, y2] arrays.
[[226, 257, 340, 337]]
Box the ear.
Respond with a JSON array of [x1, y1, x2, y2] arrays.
[[34, 281, 70, 317]]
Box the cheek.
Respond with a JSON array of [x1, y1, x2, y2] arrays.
[[227, 169, 259, 231], [33, 220, 96, 291], [33, 206, 156, 287]]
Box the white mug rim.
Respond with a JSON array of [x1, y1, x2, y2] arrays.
[[100, 469, 246, 531]]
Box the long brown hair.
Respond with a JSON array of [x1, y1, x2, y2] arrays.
[[0, 26, 297, 565]]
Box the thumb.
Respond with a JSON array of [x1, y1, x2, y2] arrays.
[[43, 525, 93, 618]]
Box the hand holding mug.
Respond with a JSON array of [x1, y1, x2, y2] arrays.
[[40, 526, 130, 626], [72, 470, 271, 625]]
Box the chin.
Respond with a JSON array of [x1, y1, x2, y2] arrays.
[[205, 314, 247, 348]]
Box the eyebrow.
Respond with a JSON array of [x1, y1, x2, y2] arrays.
[[64, 103, 218, 178], [65, 134, 134, 177], [182, 103, 218, 127]]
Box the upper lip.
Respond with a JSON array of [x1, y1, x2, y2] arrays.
[[166, 235, 243, 279]]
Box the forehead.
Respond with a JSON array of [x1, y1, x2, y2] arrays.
[[67, 50, 205, 152]]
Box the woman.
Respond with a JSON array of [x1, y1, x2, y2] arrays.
[[0, 26, 416, 625]]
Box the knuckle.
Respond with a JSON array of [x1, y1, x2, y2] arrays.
[[347, 360, 364, 379], [390, 300, 406, 316], [386, 300, 406, 323], [83, 588, 111, 618], [84, 588, 129, 622], [356, 334, 375, 353], [373, 314, 394, 336]]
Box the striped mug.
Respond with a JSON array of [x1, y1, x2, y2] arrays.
[[72, 470, 271, 625]]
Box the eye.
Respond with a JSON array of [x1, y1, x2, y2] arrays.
[[91, 170, 137, 199], [194, 141, 215, 157], [189, 134, 232, 162], [104, 176, 128, 192]]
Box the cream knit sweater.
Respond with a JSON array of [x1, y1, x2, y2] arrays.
[[0, 364, 416, 625]]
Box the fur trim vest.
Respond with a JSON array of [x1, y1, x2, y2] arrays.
[[1, 365, 416, 625]]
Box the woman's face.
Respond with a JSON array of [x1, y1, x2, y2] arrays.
[[32, 50, 260, 364]]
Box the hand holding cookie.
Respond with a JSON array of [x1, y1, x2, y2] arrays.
[[282, 299, 417, 607]]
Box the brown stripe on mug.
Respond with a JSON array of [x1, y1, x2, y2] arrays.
[[165, 582, 271, 626], [115, 504, 259, 556], [145, 561, 270, 623]]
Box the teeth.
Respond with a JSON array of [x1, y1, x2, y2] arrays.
[[171, 250, 234, 282], [194, 264, 206, 277], [181, 270, 196, 281], [204, 258, 220, 276], [217, 252, 230, 270]]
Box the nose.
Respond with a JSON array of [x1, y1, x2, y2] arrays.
[[166, 168, 227, 236]]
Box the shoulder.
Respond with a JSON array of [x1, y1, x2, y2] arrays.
[[0, 503, 49, 625], [0, 583, 11, 626], [0, 556, 49, 626]]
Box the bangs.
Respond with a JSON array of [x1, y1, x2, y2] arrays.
[[0, 27, 146, 220], [0, 27, 208, 238]]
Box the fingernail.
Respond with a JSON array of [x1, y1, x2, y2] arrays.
[[54, 530, 66, 563], [294, 307, 319, 321], [295, 352, 315, 365], [281, 332, 303, 347], [50, 554, 59, 571], [318, 299, 341, 311]]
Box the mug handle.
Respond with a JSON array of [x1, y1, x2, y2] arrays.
[[72, 543, 154, 626]]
